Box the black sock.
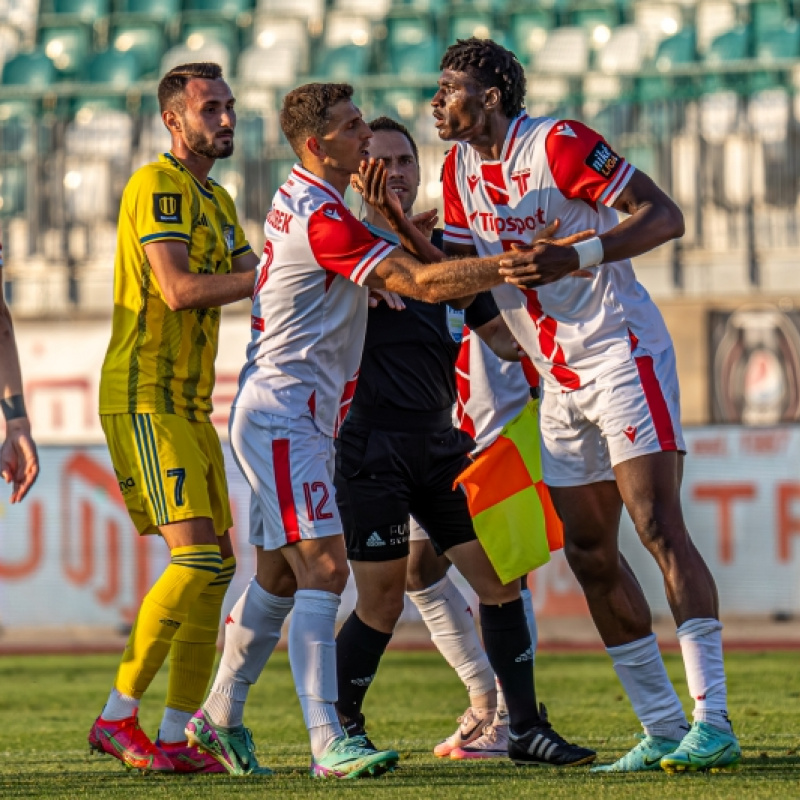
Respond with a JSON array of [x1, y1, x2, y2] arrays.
[[480, 599, 540, 734], [335, 611, 393, 722]]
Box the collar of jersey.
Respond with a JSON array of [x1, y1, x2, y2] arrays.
[[290, 164, 343, 204], [471, 112, 529, 165], [161, 152, 216, 199], [363, 220, 400, 246]]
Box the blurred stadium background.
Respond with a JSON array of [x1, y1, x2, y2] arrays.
[[1, 0, 800, 646]]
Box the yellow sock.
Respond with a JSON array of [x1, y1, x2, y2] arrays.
[[115, 545, 223, 700], [165, 556, 236, 714]]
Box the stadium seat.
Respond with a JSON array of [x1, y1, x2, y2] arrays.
[[534, 27, 589, 75], [636, 75, 673, 103], [653, 27, 697, 70], [597, 25, 645, 74], [179, 20, 239, 62], [1, 50, 57, 87], [569, 4, 619, 51], [251, 16, 309, 73], [749, 0, 788, 38], [256, 0, 325, 35], [756, 20, 800, 62], [507, 9, 553, 62], [446, 11, 497, 44], [695, 0, 739, 53], [237, 43, 300, 86], [388, 0, 448, 13], [111, 22, 166, 77], [384, 14, 439, 75], [333, 0, 392, 20], [322, 12, 373, 50], [161, 42, 232, 76], [373, 86, 423, 121], [51, 0, 111, 18], [632, 1, 682, 56], [39, 22, 93, 77], [116, 0, 180, 21], [0, 24, 20, 72], [85, 48, 141, 87], [0, 164, 26, 218], [314, 43, 371, 80], [705, 25, 750, 64], [183, 0, 252, 16]]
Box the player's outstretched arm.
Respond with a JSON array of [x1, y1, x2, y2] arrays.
[[0, 276, 39, 503], [500, 172, 682, 288], [145, 241, 256, 310]]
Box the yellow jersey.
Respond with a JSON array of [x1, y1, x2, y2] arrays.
[[99, 152, 252, 421]]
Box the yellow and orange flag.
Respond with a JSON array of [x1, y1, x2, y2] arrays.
[[455, 400, 563, 585]]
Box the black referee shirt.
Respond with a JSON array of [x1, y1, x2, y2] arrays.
[[352, 222, 499, 416]]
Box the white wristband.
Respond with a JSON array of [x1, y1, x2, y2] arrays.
[[572, 237, 604, 269]]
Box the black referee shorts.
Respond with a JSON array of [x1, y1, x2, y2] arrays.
[[334, 415, 477, 562]]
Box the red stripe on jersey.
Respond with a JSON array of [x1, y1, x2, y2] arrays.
[[635, 355, 678, 450], [279, 187, 291, 198], [273, 439, 301, 544], [454, 328, 476, 437], [520, 356, 540, 389], [291, 166, 340, 202], [628, 328, 639, 351], [443, 147, 470, 233], [352, 240, 393, 284], [502, 113, 528, 162], [308, 390, 316, 418], [525, 290, 581, 390]]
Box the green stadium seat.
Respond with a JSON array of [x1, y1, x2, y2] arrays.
[[85, 48, 141, 86], [39, 22, 93, 77], [756, 20, 800, 62], [507, 9, 553, 62], [52, 0, 110, 18], [117, 0, 181, 21], [373, 87, 423, 121], [315, 44, 371, 80], [447, 11, 497, 44], [569, 4, 619, 50], [385, 14, 439, 75], [653, 28, 696, 70], [749, 0, 788, 38], [388, 0, 448, 13], [237, 43, 300, 85], [111, 22, 166, 77], [183, 0, 252, 18], [1, 50, 57, 86], [0, 164, 26, 218], [705, 25, 750, 64], [636, 75, 673, 103], [251, 17, 309, 72], [180, 20, 240, 61]]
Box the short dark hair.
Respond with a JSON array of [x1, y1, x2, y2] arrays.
[[158, 62, 224, 113], [367, 116, 419, 164], [440, 38, 526, 119], [280, 83, 354, 158]]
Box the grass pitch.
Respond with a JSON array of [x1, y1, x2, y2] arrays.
[[0, 649, 798, 798]]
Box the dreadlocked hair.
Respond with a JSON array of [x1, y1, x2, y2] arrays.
[[440, 38, 526, 119]]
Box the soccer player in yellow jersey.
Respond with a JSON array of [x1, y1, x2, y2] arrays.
[[88, 62, 259, 774]]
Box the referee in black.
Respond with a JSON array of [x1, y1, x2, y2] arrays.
[[332, 117, 596, 768]]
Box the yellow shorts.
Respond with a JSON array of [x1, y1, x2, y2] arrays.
[[100, 413, 233, 536]]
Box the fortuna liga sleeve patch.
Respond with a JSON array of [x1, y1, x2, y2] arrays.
[[584, 141, 621, 179], [153, 193, 183, 223]]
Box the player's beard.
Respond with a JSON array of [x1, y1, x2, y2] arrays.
[[183, 120, 235, 159]]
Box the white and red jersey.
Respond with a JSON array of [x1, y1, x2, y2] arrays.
[[234, 165, 395, 437], [443, 114, 672, 393], [455, 328, 538, 453]]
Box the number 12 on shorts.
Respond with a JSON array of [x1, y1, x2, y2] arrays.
[[167, 467, 186, 507], [303, 481, 333, 521]]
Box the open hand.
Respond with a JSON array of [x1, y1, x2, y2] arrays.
[[359, 159, 405, 227]]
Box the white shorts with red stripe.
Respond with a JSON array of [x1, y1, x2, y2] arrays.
[[229, 407, 342, 550], [540, 346, 686, 487]]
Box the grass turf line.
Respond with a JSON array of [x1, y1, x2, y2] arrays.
[[0, 651, 798, 798]]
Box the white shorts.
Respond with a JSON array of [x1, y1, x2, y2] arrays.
[[540, 347, 686, 487], [229, 407, 342, 551]]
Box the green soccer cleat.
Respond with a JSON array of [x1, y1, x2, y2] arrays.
[[660, 721, 742, 774], [310, 734, 399, 779], [185, 709, 273, 776], [591, 733, 681, 773]]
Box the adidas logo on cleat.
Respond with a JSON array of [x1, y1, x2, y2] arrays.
[[366, 532, 385, 547], [351, 675, 374, 687]]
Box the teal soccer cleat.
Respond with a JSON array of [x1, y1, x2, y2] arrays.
[[185, 709, 273, 776], [660, 721, 742, 774], [310, 734, 399, 779], [591, 733, 681, 773]]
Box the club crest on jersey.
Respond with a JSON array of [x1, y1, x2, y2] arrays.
[[447, 306, 465, 343], [467, 174, 480, 193], [223, 224, 234, 251], [153, 193, 182, 223], [585, 141, 621, 179]]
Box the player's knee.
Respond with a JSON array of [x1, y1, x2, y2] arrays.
[[564, 538, 617, 588], [361, 593, 405, 631], [633, 512, 686, 559]]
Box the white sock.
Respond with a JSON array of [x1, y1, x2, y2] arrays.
[[677, 618, 731, 733], [289, 589, 343, 758], [204, 577, 294, 729], [607, 633, 689, 741], [102, 687, 139, 721], [407, 575, 496, 699], [158, 707, 192, 743], [520, 588, 539, 656]]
